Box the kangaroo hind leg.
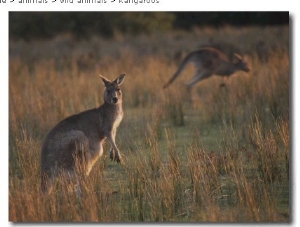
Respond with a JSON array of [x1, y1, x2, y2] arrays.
[[186, 70, 211, 90]]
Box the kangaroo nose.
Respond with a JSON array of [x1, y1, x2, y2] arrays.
[[112, 97, 118, 103], [244, 67, 250, 72]]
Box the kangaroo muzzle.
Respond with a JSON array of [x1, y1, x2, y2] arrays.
[[112, 97, 118, 103]]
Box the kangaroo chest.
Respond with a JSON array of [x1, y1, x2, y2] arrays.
[[101, 106, 123, 130], [214, 62, 235, 76], [113, 111, 123, 127]]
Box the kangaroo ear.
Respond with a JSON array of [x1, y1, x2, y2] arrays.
[[233, 53, 243, 61], [99, 74, 111, 87], [114, 74, 126, 85]]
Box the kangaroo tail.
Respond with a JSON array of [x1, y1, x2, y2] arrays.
[[163, 53, 194, 89]]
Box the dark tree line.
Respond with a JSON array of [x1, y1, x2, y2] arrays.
[[9, 12, 289, 40], [173, 12, 288, 28]]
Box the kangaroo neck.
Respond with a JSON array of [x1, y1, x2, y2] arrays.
[[226, 63, 238, 75], [97, 102, 123, 124], [102, 101, 123, 113]]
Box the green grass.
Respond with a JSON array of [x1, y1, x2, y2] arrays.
[[9, 25, 289, 222]]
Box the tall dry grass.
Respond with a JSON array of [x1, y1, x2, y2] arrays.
[[9, 26, 289, 222]]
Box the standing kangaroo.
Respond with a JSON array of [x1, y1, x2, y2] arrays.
[[163, 47, 250, 90], [40, 74, 125, 195]]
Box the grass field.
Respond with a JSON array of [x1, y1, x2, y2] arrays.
[[9, 25, 290, 222]]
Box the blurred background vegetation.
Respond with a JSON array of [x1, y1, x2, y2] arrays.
[[9, 12, 289, 40]]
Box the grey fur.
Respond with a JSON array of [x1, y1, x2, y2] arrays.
[[40, 74, 126, 195]]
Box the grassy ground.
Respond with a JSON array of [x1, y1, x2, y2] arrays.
[[9, 25, 289, 222]]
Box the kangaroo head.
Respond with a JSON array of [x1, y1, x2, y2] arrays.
[[100, 74, 126, 104], [233, 53, 250, 73]]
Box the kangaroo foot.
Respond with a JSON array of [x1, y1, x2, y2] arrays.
[[110, 151, 123, 164]]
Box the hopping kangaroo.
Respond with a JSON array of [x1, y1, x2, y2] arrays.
[[163, 47, 250, 90], [40, 74, 125, 195]]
